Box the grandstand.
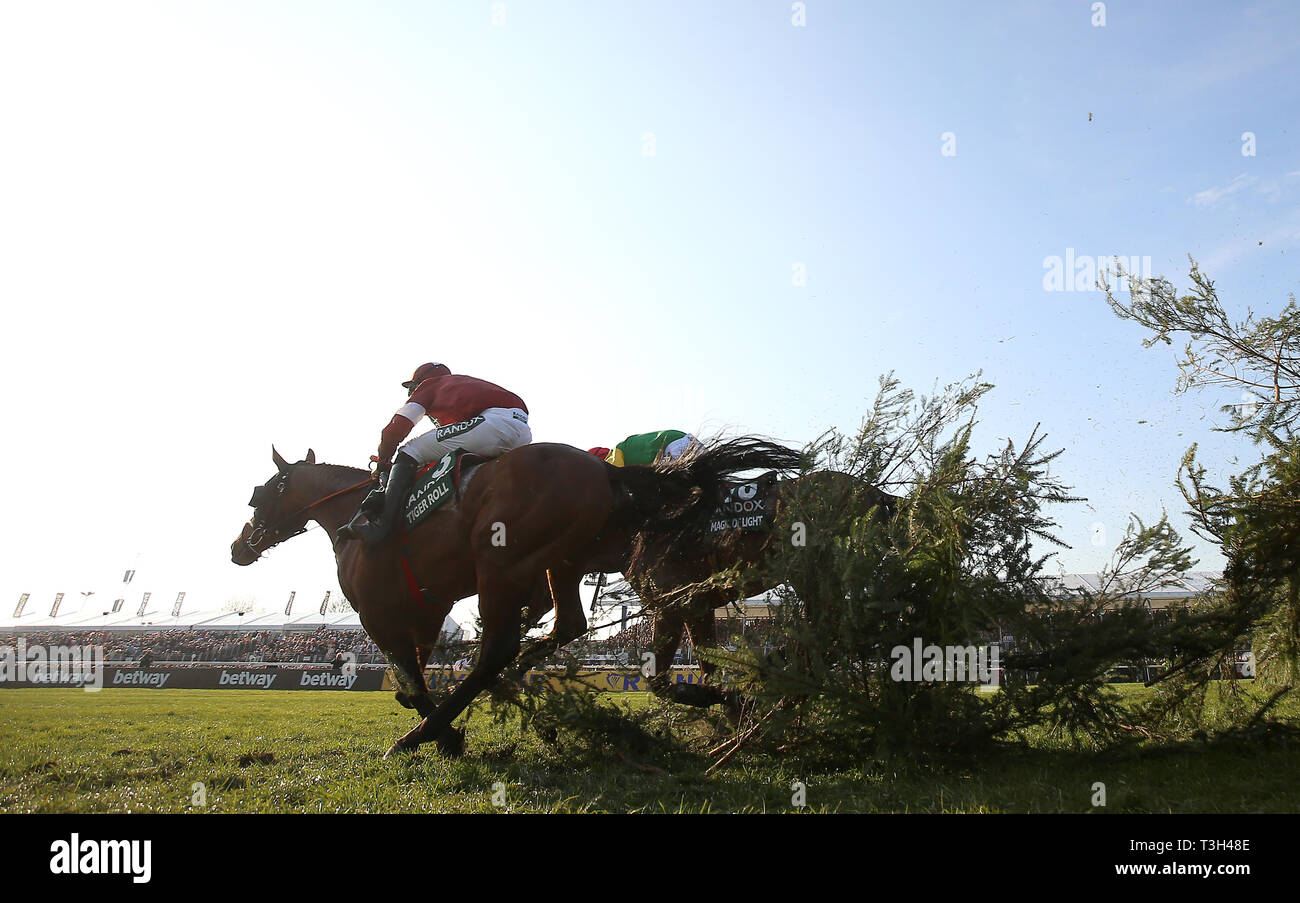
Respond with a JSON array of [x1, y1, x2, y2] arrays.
[[1, 600, 465, 668]]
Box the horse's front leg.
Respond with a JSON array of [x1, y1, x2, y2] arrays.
[[646, 595, 742, 715], [381, 640, 465, 758], [404, 586, 525, 753], [646, 618, 686, 699], [683, 609, 745, 724]]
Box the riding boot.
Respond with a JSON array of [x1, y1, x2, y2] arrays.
[[337, 455, 418, 545]]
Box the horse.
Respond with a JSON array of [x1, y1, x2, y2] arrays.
[[583, 469, 900, 711], [230, 439, 803, 757]]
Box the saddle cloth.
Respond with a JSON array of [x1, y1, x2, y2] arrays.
[[402, 450, 486, 530]]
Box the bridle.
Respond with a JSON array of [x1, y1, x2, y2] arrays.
[[243, 472, 375, 556]]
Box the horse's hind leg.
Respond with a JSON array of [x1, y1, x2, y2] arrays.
[[523, 572, 553, 632], [546, 567, 588, 646], [512, 567, 588, 678]]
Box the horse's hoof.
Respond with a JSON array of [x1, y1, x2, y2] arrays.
[[435, 726, 466, 758], [384, 741, 413, 760], [425, 725, 463, 758]]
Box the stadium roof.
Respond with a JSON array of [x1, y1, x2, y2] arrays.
[[1041, 570, 1220, 600], [596, 572, 1224, 614], [3, 606, 463, 641]]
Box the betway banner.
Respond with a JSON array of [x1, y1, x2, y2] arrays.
[[2, 664, 706, 692], [0, 664, 386, 691], [384, 667, 709, 693]]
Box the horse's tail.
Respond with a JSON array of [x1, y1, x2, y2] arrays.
[[606, 437, 806, 534]]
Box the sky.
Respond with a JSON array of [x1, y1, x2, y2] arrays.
[[1, 0, 1298, 629]]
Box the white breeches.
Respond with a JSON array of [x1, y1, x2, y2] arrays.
[[400, 407, 532, 466]]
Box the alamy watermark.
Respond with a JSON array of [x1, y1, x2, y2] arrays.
[[890, 638, 1000, 687], [0, 639, 104, 690], [1043, 250, 1151, 294], [49, 833, 151, 883]]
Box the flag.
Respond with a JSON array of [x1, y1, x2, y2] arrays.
[[13, 593, 29, 618], [137, 592, 152, 617], [123, 569, 135, 584], [111, 598, 124, 613], [319, 591, 331, 615], [49, 593, 64, 617], [285, 591, 296, 616], [172, 592, 185, 617]]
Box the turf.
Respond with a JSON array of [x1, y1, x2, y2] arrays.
[[1, 686, 1297, 813]]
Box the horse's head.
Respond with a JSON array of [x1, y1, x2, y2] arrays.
[[231, 446, 318, 565]]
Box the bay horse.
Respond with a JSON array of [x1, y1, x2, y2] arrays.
[[584, 469, 900, 710], [230, 439, 802, 756]]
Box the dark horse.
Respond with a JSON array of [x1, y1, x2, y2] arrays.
[[231, 440, 802, 756], [584, 469, 900, 710]]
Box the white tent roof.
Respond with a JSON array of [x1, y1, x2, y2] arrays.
[[283, 610, 329, 630], [4, 609, 460, 640], [3, 607, 59, 632], [1042, 570, 1220, 601], [198, 610, 290, 631], [313, 610, 360, 628], [12, 607, 232, 632]]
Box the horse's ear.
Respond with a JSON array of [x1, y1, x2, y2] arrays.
[[272, 446, 290, 473], [305, 448, 316, 465]]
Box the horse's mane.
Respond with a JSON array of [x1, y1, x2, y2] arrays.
[[312, 462, 371, 480]]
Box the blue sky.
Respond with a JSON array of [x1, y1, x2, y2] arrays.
[[1, 1, 1297, 624]]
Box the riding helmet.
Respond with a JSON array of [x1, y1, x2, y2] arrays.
[[402, 362, 451, 389]]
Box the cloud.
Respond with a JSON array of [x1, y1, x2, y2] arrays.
[[1199, 214, 1300, 273], [1189, 174, 1256, 209]]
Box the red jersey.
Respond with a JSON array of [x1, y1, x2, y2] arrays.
[[375, 374, 527, 467], [407, 374, 527, 425]]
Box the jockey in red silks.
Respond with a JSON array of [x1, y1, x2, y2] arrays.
[[338, 362, 531, 544]]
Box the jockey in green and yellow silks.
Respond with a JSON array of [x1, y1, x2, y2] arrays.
[[602, 430, 700, 467]]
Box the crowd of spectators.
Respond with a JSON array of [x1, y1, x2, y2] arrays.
[[0, 614, 780, 669], [0, 628, 388, 665]]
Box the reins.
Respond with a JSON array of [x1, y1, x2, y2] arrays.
[[245, 474, 375, 553]]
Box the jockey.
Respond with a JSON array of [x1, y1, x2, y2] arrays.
[[601, 430, 699, 467], [338, 362, 531, 544]]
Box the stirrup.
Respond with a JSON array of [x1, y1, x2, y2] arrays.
[[340, 511, 399, 546], [336, 512, 369, 542]]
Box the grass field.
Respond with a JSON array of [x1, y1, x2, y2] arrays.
[[2, 685, 1298, 813]]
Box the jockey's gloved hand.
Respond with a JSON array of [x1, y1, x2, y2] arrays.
[[360, 469, 389, 516]]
